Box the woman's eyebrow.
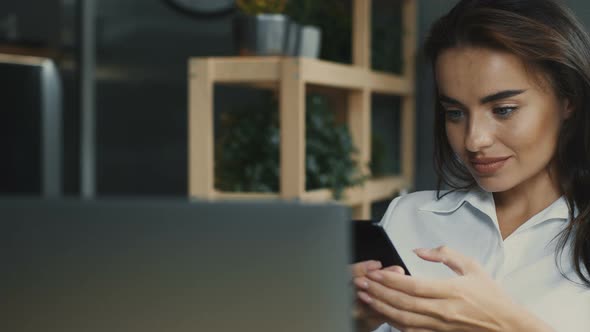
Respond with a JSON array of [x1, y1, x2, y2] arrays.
[[479, 89, 527, 104], [439, 95, 464, 106], [439, 89, 527, 106]]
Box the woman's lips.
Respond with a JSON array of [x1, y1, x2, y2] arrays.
[[469, 157, 511, 175]]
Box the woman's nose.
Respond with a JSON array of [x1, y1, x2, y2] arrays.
[[464, 115, 494, 152]]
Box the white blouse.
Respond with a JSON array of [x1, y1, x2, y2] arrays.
[[373, 188, 590, 332]]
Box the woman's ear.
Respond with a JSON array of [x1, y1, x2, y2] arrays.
[[563, 99, 574, 119]]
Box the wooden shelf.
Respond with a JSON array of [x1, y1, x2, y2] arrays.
[[302, 176, 409, 205], [199, 57, 414, 96], [194, 56, 412, 96], [0, 45, 60, 59], [210, 176, 407, 206], [188, 0, 417, 219], [0, 53, 50, 66]]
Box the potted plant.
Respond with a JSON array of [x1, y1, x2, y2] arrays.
[[215, 93, 366, 199], [284, 0, 322, 58], [233, 0, 292, 56]]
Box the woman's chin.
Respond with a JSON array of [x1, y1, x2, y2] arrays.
[[474, 177, 513, 193]]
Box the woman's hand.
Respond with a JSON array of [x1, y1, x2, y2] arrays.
[[354, 246, 555, 332], [351, 260, 404, 332]]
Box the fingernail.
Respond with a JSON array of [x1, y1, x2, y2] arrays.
[[383, 265, 404, 274], [357, 291, 373, 304], [368, 261, 382, 270], [368, 271, 382, 281], [354, 278, 369, 290]]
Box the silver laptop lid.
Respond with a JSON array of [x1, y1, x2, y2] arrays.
[[1, 199, 353, 332]]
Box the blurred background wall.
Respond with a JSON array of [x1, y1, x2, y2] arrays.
[[1, 0, 589, 201]]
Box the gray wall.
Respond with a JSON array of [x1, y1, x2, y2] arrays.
[[566, 0, 590, 29], [5, 0, 590, 195], [414, 1, 459, 190]]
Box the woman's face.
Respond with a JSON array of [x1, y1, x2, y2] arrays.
[[435, 47, 570, 193]]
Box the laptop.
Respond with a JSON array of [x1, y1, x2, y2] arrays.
[[1, 199, 353, 332]]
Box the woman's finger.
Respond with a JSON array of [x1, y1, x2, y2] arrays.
[[414, 246, 481, 276], [358, 275, 447, 320], [382, 265, 405, 274], [366, 270, 452, 299], [357, 290, 442, 331], [350, 260, 383, 277]]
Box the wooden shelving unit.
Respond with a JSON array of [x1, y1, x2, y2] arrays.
[[188, 0, 416, 219]]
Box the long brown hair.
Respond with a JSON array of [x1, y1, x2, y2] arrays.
[[425, 0, 590, 286]]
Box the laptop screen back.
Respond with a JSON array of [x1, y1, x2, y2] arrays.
[[1, 199, 353, 332]]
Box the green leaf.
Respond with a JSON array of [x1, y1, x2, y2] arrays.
[[216, 92, 366, 199]]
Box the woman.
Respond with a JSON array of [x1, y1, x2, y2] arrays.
[[353, 0, 590, 331]]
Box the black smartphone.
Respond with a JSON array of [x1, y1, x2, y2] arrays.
[[352, 221, 411, 275]]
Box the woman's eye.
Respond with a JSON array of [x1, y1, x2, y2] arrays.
[[493, 106, 517, 117], [445, 109, 464, 121]]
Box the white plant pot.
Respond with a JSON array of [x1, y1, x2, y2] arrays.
[[233, 14, 291, 56], [298, 25, 321, 58]]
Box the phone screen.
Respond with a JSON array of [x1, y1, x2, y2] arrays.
[[352, 221, 411, 275]]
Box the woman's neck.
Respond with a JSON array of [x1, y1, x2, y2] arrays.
[[492, 167, 562, 239]]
